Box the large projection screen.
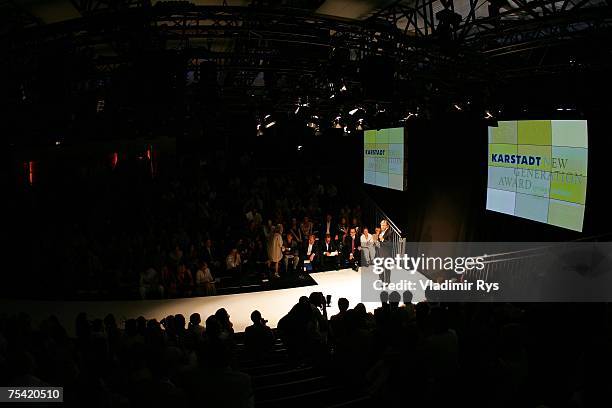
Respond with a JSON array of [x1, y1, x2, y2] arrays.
[[486, 120, 588, 232], [363, 127, 405, 191]]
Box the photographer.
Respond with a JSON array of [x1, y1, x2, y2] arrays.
[[244, 310, 275, 357]]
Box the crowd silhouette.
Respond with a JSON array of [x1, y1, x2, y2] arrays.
[[2, 300, 611, 407]]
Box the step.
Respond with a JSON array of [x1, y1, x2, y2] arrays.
[[254, 375, 328, 401]]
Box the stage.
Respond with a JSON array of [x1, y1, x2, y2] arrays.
[[1, 268, 427, 335]]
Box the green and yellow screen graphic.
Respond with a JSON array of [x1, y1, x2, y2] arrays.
[[487, 120, 588, 232], [364, 127, 405, 191]]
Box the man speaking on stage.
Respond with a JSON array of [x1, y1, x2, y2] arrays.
[[376, 219, 394, 284]]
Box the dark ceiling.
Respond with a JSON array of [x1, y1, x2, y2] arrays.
[[2, 0, 612, 145]]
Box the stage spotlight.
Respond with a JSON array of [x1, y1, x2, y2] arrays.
[[265, 121, 276, 128], [453, 103, 462, 111], [349, 107, 359, 115], [256, 123, 264, 136], [295, 106, 300, 114], [264, 114, 271, 120], [356, 118, 365, 130], [340, 84, 347, 92], [307, 114, 320, 129], [333, 116, 342, 128], [330, 94, 336, 99], [484, 111, 494, 119]]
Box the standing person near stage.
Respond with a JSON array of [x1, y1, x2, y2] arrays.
[[376, 220, 394, 284], [268, 224, 284, 278]]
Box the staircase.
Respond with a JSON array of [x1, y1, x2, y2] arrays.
[[233, 332, 372, 408]]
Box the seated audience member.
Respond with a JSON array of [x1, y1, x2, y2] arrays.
[[244, 310, 275, 357], [139, 267, 164, 299], [282, 233, 299, 274], [278, 296, 326, 364], [161, 265, 177, 297], [251, 236, 269, 274], [226, 248, 242, 277], [320, 234, 340, 271], [300, 216, 313, 238], [185, 244, 199, 270], [329, 297, 350, 343], [169, 244, 184, 266], [351, 217, 360, 233], [215, 308, 234, 339], [174, 313, 187, 339], [302, 234, 319, 273], [202, 239, 221, 271], [354, 302, 376, 330], [245, 207, 262, 225], [194, 261, 215, 296], [360, 227, 375, 267], [337, 217, 349, 241], [373, 226, 381, 248], [343, 227, 361, 271], [322, 213, 336, 237], [289, 218, 303, 244], [188, 313, 205, 338], [176, 263, 194, 297]]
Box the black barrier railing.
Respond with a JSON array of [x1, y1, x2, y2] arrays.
[[461, 248, 548, 294], [461, 233, 612, 293]]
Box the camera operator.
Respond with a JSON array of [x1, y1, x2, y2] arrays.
[[244, 310, 275, 357]]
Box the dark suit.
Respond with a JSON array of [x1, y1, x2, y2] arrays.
[[320, 240, 340, 271], [343, 235, 361, 270], [376, 229, 394, 283], [283, 239, 300, 273]]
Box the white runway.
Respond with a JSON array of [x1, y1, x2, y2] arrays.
[[0, 268, 427, 335]]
